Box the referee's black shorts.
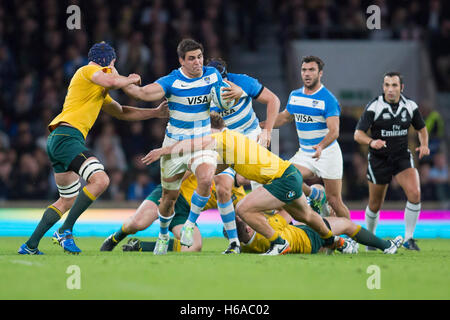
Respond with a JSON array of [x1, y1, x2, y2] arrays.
[[366, 150, 415, 185]]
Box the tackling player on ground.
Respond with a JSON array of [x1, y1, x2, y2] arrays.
[[141, 113, 343, 255]]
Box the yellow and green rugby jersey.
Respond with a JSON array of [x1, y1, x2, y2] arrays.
[[48, 64, 114, 139], [180, 173, 247, 210], [211, 130, 291, 184], [241, 214, 313, 254]]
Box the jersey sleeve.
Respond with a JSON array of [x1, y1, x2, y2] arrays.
[[324, 95, 341, 118], [411, 108, 426, 130], [355, 107, 375, 132], [81, 65, 103, 82], [155, 75, 173, 97], [235, 74, 264, 99], [103, 93, 113, 105]]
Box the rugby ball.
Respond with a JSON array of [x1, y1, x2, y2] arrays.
[[210, 81, 236, 110]]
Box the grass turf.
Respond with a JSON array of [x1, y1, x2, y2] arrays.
[[1, 237, 449, 300]]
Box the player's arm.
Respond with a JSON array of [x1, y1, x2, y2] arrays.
[[354, 107, 386, 149], [141, 136, 217, 165], [91, 69, 141, 90], [312, 116, 340, 159], [261, 109, 294, 129], [102, 99, 169, 121], [122, 82, 166, 102], [255, 87, 281, 147], [415, 126, 430, 159]]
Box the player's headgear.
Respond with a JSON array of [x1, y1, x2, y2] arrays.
[[207, 58, 227, 78], [88, 41, 116, 67]]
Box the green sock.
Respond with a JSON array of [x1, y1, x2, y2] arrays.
[[352, 226, 391, 250], [112, 227, 129, 244], [59, 187, 95, 233], [26, 206, 62, 249], [140, 239, 175, 252]]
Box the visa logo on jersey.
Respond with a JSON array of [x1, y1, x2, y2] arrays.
[[187, 95, 209, 105], [295, 114, 314, 123]]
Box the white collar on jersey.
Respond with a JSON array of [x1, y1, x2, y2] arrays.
[[179, 67, 203, 79], [302, 84, 323, 95]]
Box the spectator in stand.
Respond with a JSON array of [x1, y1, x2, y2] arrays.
[[429, 152, 449, 202]]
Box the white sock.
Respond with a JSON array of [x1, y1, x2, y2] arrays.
[[404, 201, 420, 241], [365, 206, 379, 235], [158, 210, 175, 240]]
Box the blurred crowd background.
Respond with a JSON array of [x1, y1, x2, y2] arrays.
[[0, 0, 448, 203]]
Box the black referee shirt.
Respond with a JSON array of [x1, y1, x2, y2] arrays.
[[356, 94, 426, 157]]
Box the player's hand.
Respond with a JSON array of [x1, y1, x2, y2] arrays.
[[141, 148, 163, 165], [128, 73, 141, 85], [221, 80, 242, 102], [257, 129, 271, 148], [312, 145, 323, 160], [259, 121, 266, 129], [369, 139, 386, 149], [416, 145, 430, 159], [155, 100, 170, 118]]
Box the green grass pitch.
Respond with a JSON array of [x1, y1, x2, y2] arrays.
[[1, 237, 449, 300]]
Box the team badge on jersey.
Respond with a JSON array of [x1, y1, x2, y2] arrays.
[[203, 76, 211, 84], [382, 113, 391, 120], [401, 110, 407, 122]]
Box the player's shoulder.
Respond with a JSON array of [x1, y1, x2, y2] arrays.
[[365, 95, 383, 112], [400, 94, 419, 110], [319, 85, 339, 103], [227, 72, 257, 83]]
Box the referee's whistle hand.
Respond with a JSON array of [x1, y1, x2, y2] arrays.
[[416, 146, 430, 159], [371, 139, 386, 149]]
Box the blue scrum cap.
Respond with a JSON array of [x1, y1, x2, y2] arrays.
[[207, 59, 227, 78], [88, 41, 116, 67]]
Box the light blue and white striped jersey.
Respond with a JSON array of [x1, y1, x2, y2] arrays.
[[210, 73, 263, 135], [156, 66, 222, 141], [286, 85, 340, 153]]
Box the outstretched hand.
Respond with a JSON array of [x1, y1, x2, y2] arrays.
[[141, 148, 164, 165], [416, 145, 430, 159]]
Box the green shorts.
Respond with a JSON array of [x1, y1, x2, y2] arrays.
[[46, 126, 90, 173], [263, 164, 303, 203], [295, 218, 331, 254], [145, 185, 193, 232], [295, 225, 325, 254]]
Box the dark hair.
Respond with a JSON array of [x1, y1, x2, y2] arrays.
[[301, 56, 325, 71], [177, 39, 204, 59], [384, 71, 403, 85], [206, 58, 228, 77], [210, 112, 226, 129]]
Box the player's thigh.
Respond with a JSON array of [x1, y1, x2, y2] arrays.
[[291, 162, 315, 180], [235, 186, 285, 216], [171, 224, 202, 252], [394, 167, 421, 200], [125, 200, 159, 231], [368, 181, 389, 211], [53, 171, 80, 210]]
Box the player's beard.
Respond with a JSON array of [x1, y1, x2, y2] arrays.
[[304, 77, 319, 90]]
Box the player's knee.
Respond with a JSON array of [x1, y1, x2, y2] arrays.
[[89, 171, 110, 192], [406, 187, 421, 203]]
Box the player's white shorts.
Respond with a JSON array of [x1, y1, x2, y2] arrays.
[[160, 135, 217, 190], [289, 141, 343, 180], [244, 126, 261, 142]]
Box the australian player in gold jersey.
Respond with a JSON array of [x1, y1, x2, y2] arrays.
[[234, 206, 403, 255], [141, 113, 343, 255], [100, 169, 246, 253], [18, 42, 168, 255]]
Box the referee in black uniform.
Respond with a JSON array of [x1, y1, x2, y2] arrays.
[[354, 72, 430, 251]]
